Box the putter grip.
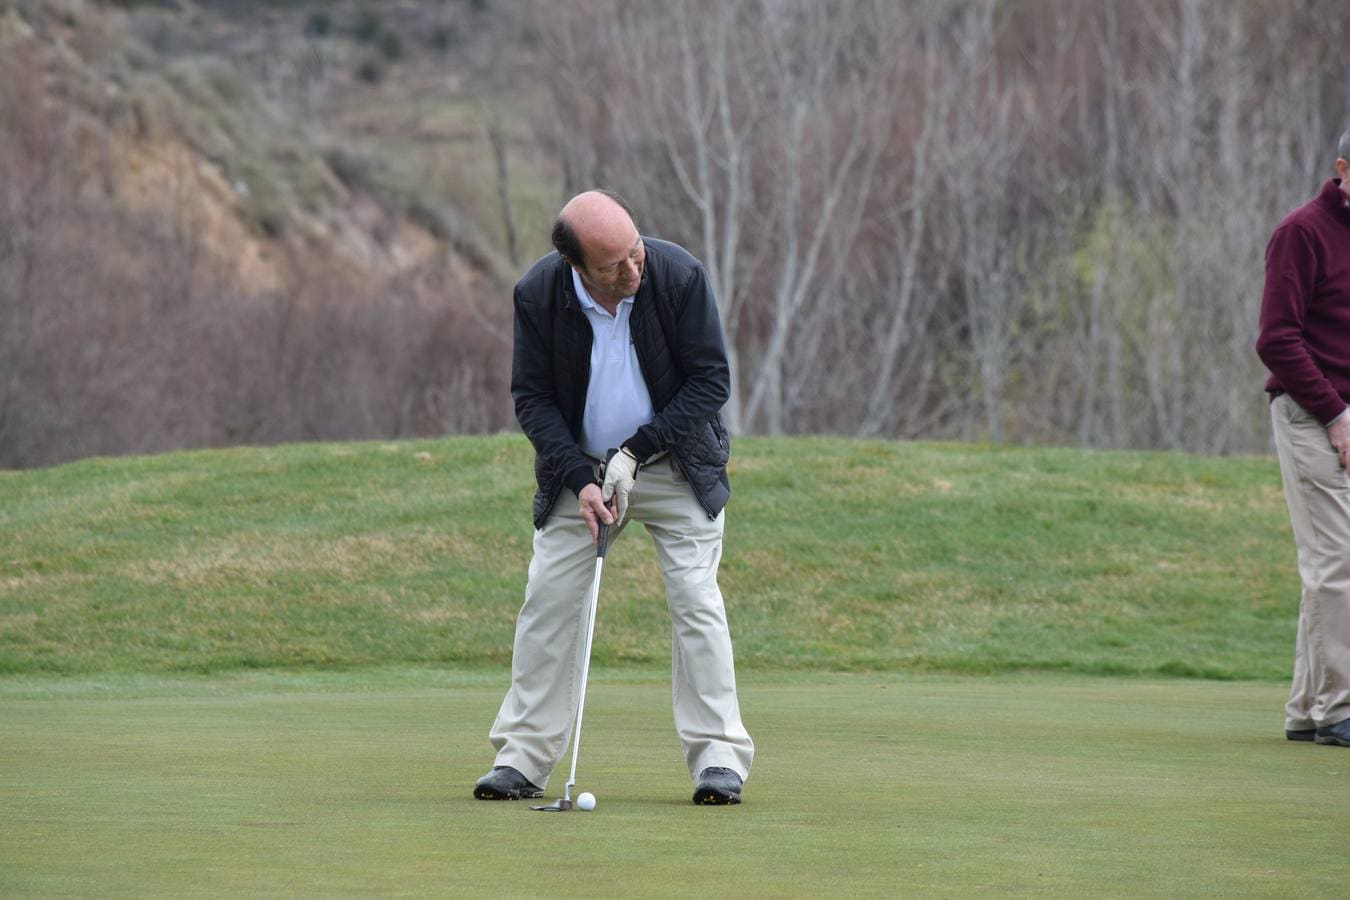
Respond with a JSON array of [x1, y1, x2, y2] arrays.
[[596, 447, 620, 560]]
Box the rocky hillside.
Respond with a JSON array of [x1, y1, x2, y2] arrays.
[[4, 0, 555, 292], [0, 0, 564, 467]]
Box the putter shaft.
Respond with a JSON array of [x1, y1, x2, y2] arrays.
[[532, 520, 609, 812]]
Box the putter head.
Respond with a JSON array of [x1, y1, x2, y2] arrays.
[[530, 798, 573, 812]]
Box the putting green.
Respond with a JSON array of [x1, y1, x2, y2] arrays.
[[1, 670, 1344, 897]]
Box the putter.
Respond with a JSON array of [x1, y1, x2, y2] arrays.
[[532, 479, 615, 812]]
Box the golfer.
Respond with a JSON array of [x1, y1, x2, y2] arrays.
[[473, 190, 755, 804], [1256, 128, 1350, 748]]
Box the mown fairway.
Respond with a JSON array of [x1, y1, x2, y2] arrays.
[[0, 435, 1298, 677], [0, 436, 1335, 897], [2, 669, 1346, 897]]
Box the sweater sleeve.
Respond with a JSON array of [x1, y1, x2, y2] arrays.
[[1255, 223, 1349, 425]]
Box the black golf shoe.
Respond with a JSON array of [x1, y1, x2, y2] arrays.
[[692, 767, 743, 805], [1286, 728, 1316, 742], [473, 766, 544, 800], [1315, 719, 1350, 747]]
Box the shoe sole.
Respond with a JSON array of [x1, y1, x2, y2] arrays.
[[474, 785, 544, 800], [692, 788, 741, 806]]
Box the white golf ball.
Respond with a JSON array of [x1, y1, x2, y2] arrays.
[[576, 791, 596, 811]]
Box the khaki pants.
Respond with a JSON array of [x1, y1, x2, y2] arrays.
[[487, 456, 754, 788], [1270, 394, 1350, 729]]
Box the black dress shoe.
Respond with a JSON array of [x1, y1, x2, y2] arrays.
[[692, 767, 743, 805], [1315, 719, 1350, 747], [473, 766, 543, 800], [1286, 728, 1316, 742]]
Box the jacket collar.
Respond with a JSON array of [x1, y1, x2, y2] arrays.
[[559, 256, 580, 311], [1317, 178, 1350, 226]]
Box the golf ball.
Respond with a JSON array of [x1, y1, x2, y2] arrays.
[[576, 791, 596, 811]]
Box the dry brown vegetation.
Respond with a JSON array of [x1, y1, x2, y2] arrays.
[[0, 1, 515, 467], [545, 0, 1350, 450], [2, 0, 1348, 467]]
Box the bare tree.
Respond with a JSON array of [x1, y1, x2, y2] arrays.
[[9, 0, 1350, 467], [854, 10, 951, 438]]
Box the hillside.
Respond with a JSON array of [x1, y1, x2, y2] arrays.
[[0, 0, 557, 467], [1, 0, 546, 290], [5, 0, 1343, 468], [0, 436, 1298, 679]]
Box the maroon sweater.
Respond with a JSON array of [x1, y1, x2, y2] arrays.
[[1257, 178, 1350, 425]]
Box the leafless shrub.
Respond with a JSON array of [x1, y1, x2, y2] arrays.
[[0, 40, 511, 469], [526, 0, 1350, 452], [6, 0, 1350, 466]]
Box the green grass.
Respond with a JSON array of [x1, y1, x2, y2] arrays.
[[0, 435, 1296, 678], [0, 437, 1325, 897], [1, 669, 1342, 898]]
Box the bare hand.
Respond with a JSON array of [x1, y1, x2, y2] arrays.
[[1330, 415, 1350, 472], [577, 483, 614, 544]]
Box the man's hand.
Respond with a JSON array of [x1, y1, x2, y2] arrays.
[[601, 447, 639, 525], [577, 484, 614, 545], [1329, 415, 1350, 472]]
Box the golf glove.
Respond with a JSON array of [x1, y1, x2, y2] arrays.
[[601, 447, 639, 525]]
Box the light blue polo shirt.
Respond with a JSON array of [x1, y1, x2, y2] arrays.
[[573, 268, 654, 459]]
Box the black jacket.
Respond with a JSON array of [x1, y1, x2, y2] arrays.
[[511, 237, 732, 528]]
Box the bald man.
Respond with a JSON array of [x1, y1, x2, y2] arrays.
[[473, 190, 754, 805]]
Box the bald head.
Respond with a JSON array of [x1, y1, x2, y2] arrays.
[[553, 191, 637, 268], [552, 190, 646, 306]]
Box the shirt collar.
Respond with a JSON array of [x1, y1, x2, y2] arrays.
[[571, 267, 634, 312]]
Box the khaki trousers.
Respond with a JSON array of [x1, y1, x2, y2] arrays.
[[487, 456, 754, 788], [1270, 394, 1350, 729]]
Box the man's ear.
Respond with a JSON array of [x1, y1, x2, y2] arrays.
[[1337, 157, 1350, 180]]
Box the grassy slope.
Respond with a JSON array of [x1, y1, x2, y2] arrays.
[[0, 435, 1296, 679], [1, 670, 1343, 898]]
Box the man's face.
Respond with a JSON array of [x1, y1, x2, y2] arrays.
[[576, 232, 645, 305], [1338, 158, 1350, 195]]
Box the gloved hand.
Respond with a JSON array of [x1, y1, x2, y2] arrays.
[[601, 447, 639, 525]]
